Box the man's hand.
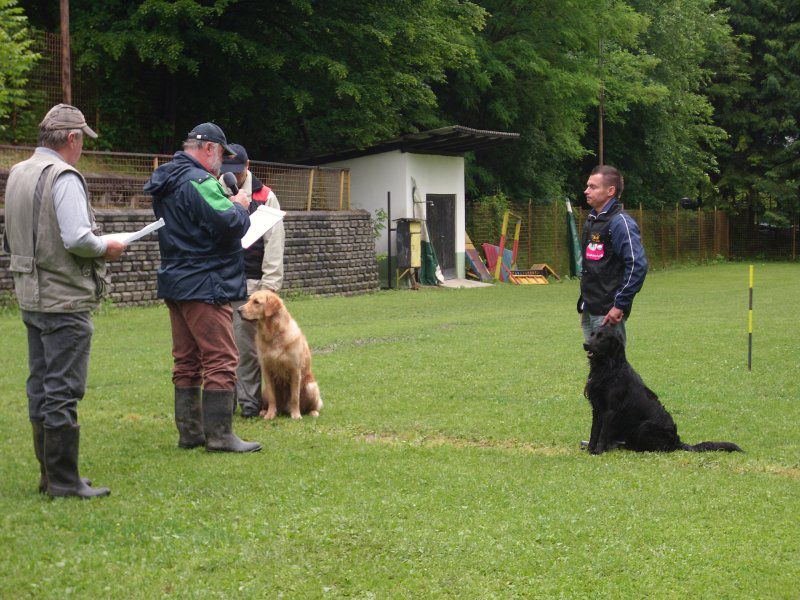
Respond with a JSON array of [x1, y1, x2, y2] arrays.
[[602, 306, 624, 326], [104, 239, 126, 260], [230, 190, 250, 210]]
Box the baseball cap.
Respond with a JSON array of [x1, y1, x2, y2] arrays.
[[186, 122, 236, 156], [220, 143, 249, 174], [39, 104, 98, 139]]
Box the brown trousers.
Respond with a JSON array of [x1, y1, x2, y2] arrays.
[[165, 299, 238, 390]]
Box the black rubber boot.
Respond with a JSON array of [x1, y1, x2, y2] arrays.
[[44, 425, 110, 499], [175, 386, 205, 449], [202, 389, 262, 453], [32, 420, 90, 493]]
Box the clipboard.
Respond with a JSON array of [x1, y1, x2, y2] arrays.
[[241, 206, 285, 249]]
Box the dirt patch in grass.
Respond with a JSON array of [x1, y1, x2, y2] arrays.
[[338, 428, 573, 456], [326, 427, 800, 478], [734, 464, 800, 479], [313, 336, 412, 354]]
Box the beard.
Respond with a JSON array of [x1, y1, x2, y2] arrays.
[[209, 151, 223, 176]]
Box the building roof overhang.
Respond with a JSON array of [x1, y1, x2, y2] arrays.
[[297, 125, 520, 165]]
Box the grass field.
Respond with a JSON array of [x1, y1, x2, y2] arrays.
[[1, 263, 798, 598]]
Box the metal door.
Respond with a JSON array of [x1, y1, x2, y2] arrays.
[[426, 194, 456, 278]]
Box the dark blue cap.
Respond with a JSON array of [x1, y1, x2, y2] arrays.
[[186, 122, 236, 156], [220, 143, 249, 174]]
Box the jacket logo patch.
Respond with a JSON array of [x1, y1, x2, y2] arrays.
[[586, 242, 605, 261]]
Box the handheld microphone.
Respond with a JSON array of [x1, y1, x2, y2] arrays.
[[222, 172, 239, 195]]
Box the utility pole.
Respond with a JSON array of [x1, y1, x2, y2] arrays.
[[60, 0, 71, 104], [598, 37, 604, 165]]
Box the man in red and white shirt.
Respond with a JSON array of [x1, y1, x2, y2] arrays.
[[219, 143, 286, 418]]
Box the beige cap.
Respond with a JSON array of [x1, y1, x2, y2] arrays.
[[39, 103, 98, 139]]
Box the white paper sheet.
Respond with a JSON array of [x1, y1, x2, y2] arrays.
[[241, 205, 285, 249], [100, 218, 165, 245]]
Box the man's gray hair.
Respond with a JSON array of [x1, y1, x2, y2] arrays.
[[183, 139, 219, 152], [38, 127, 83, 149]]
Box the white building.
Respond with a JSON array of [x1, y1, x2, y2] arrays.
[[309, 126, 518, 280]]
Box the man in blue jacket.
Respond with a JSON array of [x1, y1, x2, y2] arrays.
[[144, 122, 261, 453], [577, 165, 648, 347]]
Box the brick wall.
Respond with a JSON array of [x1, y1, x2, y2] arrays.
[[0, 209, 379, 307]]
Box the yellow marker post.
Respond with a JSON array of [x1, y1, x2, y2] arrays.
[[748, 265, 754, 371]]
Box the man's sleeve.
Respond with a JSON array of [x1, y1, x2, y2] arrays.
[[53, 172, 107, 257], [610, 213, 648, 310], [190, 177, 250, 239], [258, 191, 285, 291]]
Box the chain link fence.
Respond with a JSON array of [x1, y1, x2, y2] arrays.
[[0, 31, 353, 209], [728, 212, 798, 261], [0, 145, 350, 210], [467, 200, 797, 278], [627, 205, 729, 268], [467, 201, 571, 277], [249, 160, 351, 211], [2, 30, 100, 146]]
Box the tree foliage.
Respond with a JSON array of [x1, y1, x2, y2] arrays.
[[437, 0, 658, 202], [595, 0, 736, 208], [22, 0, 485, 156], [13, 0, 798, 217], [710, 0, 800, 219], [0, 0, 37, 129]]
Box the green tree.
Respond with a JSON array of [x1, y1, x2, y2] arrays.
[[16, 0, 772, 220], [21, 0, 485, 157], [596, 0, 736, 208], [711, 0, 800, 222], [0, 0, 38, 131], [438, 1, 666, 204], [440, 0, 740, 210]]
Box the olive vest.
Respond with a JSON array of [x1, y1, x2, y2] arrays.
[[4, 150, 108, 312]]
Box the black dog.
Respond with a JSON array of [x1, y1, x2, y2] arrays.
[[583, 326, 742, 455]]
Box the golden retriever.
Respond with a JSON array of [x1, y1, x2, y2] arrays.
[[238, 290, 322, 420]]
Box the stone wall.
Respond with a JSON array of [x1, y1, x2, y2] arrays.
[[0, 209, 379, 306]]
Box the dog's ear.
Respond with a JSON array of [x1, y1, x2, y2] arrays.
[[605, 327, 625, 358], [261, 291, 284, 318], [246, 291, 273, 319]]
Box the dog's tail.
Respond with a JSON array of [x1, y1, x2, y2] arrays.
[[680, 441, 743, 452]]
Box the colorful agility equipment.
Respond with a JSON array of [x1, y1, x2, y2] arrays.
[[465, 232, 494, 282], [481, 243, 515, 282], [486, 211, 560, 284], [494, 211, 522, 280], [482, 243, 558, 284]]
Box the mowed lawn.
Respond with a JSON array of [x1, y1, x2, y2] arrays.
[[0, 263, 797, 598]]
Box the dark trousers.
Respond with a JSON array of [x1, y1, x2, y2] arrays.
[[22, 310, 93, 428], [165, 299, 238, 391], [231, 299, 262, 412]]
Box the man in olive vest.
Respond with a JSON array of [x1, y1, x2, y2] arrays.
[[3, 104, 126, 498], [577, 165, 648, 347]]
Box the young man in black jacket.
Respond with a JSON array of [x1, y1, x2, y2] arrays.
[[577, 165, 648, 347]]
